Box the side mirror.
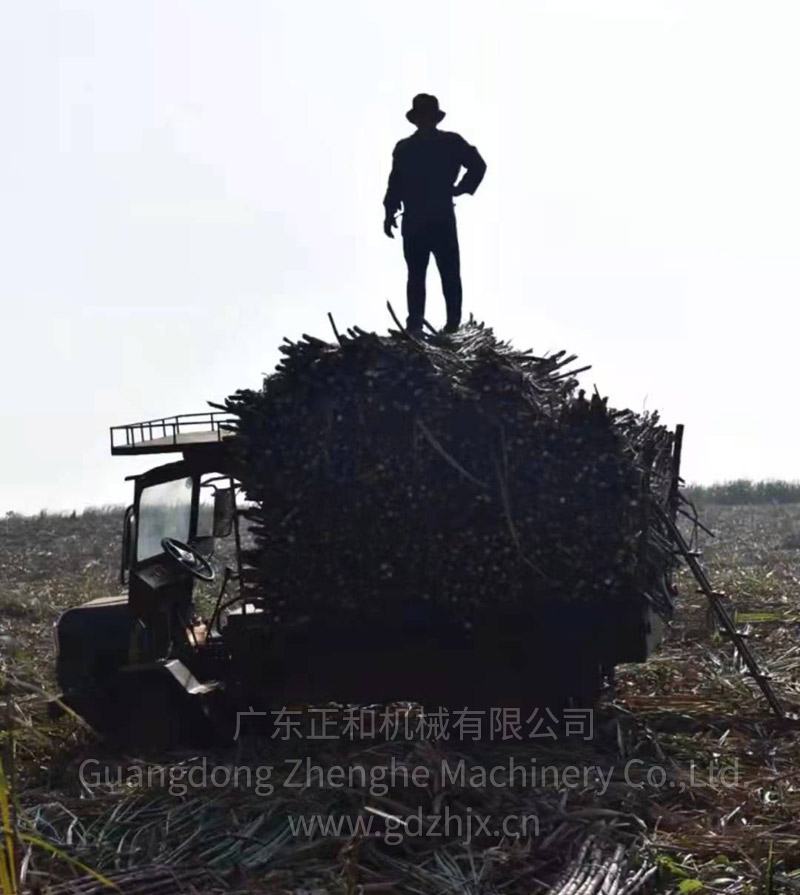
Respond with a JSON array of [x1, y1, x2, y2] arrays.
[[213, 488, 235, 538], [120, 504, 135, 586]]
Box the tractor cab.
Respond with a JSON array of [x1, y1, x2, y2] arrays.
[[55, 413, 247, 745], [123, 461, 238, 658]]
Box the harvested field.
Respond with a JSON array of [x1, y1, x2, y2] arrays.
[[3, 503, 800, 893]]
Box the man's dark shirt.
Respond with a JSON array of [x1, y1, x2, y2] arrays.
[[383, 129, 486, 222]]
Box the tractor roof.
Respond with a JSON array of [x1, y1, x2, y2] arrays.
[[110, 412, 236, 456]]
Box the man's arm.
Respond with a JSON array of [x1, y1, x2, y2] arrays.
[[453, 137, 486, 197], [382, 144, 402, 238], [383, 143, 403, 228]]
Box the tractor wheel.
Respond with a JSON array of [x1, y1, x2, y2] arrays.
[[105, 676, 185, 752]]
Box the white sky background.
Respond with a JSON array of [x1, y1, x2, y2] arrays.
[[1, 0, 799, 515]]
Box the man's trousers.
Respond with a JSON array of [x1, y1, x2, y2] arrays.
[[401, 213, 462, 330]]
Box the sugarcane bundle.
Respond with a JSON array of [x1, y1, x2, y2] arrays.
[[221, 319, 677, 627]]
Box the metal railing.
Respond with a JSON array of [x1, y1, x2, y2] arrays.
[[110, 411, 237, 452]]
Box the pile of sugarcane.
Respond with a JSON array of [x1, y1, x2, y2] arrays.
[[221, 318, 677, 627]]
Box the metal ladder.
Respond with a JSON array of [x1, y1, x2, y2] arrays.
[[655, 503, 787, 721]]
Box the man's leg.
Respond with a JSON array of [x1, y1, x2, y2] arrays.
[[402, 221, 430, 331], [431, 216, 462, 329]]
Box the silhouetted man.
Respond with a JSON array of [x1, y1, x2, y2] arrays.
[[384, 94, 486, 334]]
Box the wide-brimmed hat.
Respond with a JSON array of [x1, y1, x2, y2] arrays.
[[406, 93, 446, 124]]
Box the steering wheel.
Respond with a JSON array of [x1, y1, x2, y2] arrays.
[[160, 537, 215, 582]]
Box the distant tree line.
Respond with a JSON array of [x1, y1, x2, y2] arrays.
[[686, 480, 800, 505], [4, 506, 123, 520]]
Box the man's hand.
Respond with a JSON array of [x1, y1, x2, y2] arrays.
[[452, 183, 467, 197], [383, 215, 397, 238]]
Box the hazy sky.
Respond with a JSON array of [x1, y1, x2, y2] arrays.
[[2, 1, 799, 515]]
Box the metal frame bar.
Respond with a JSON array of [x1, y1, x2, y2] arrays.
[[668, 423, 685, 526], [229, 476, 245, 604]]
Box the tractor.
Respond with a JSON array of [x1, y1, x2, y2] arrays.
[[54, 412, 681, 748]]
